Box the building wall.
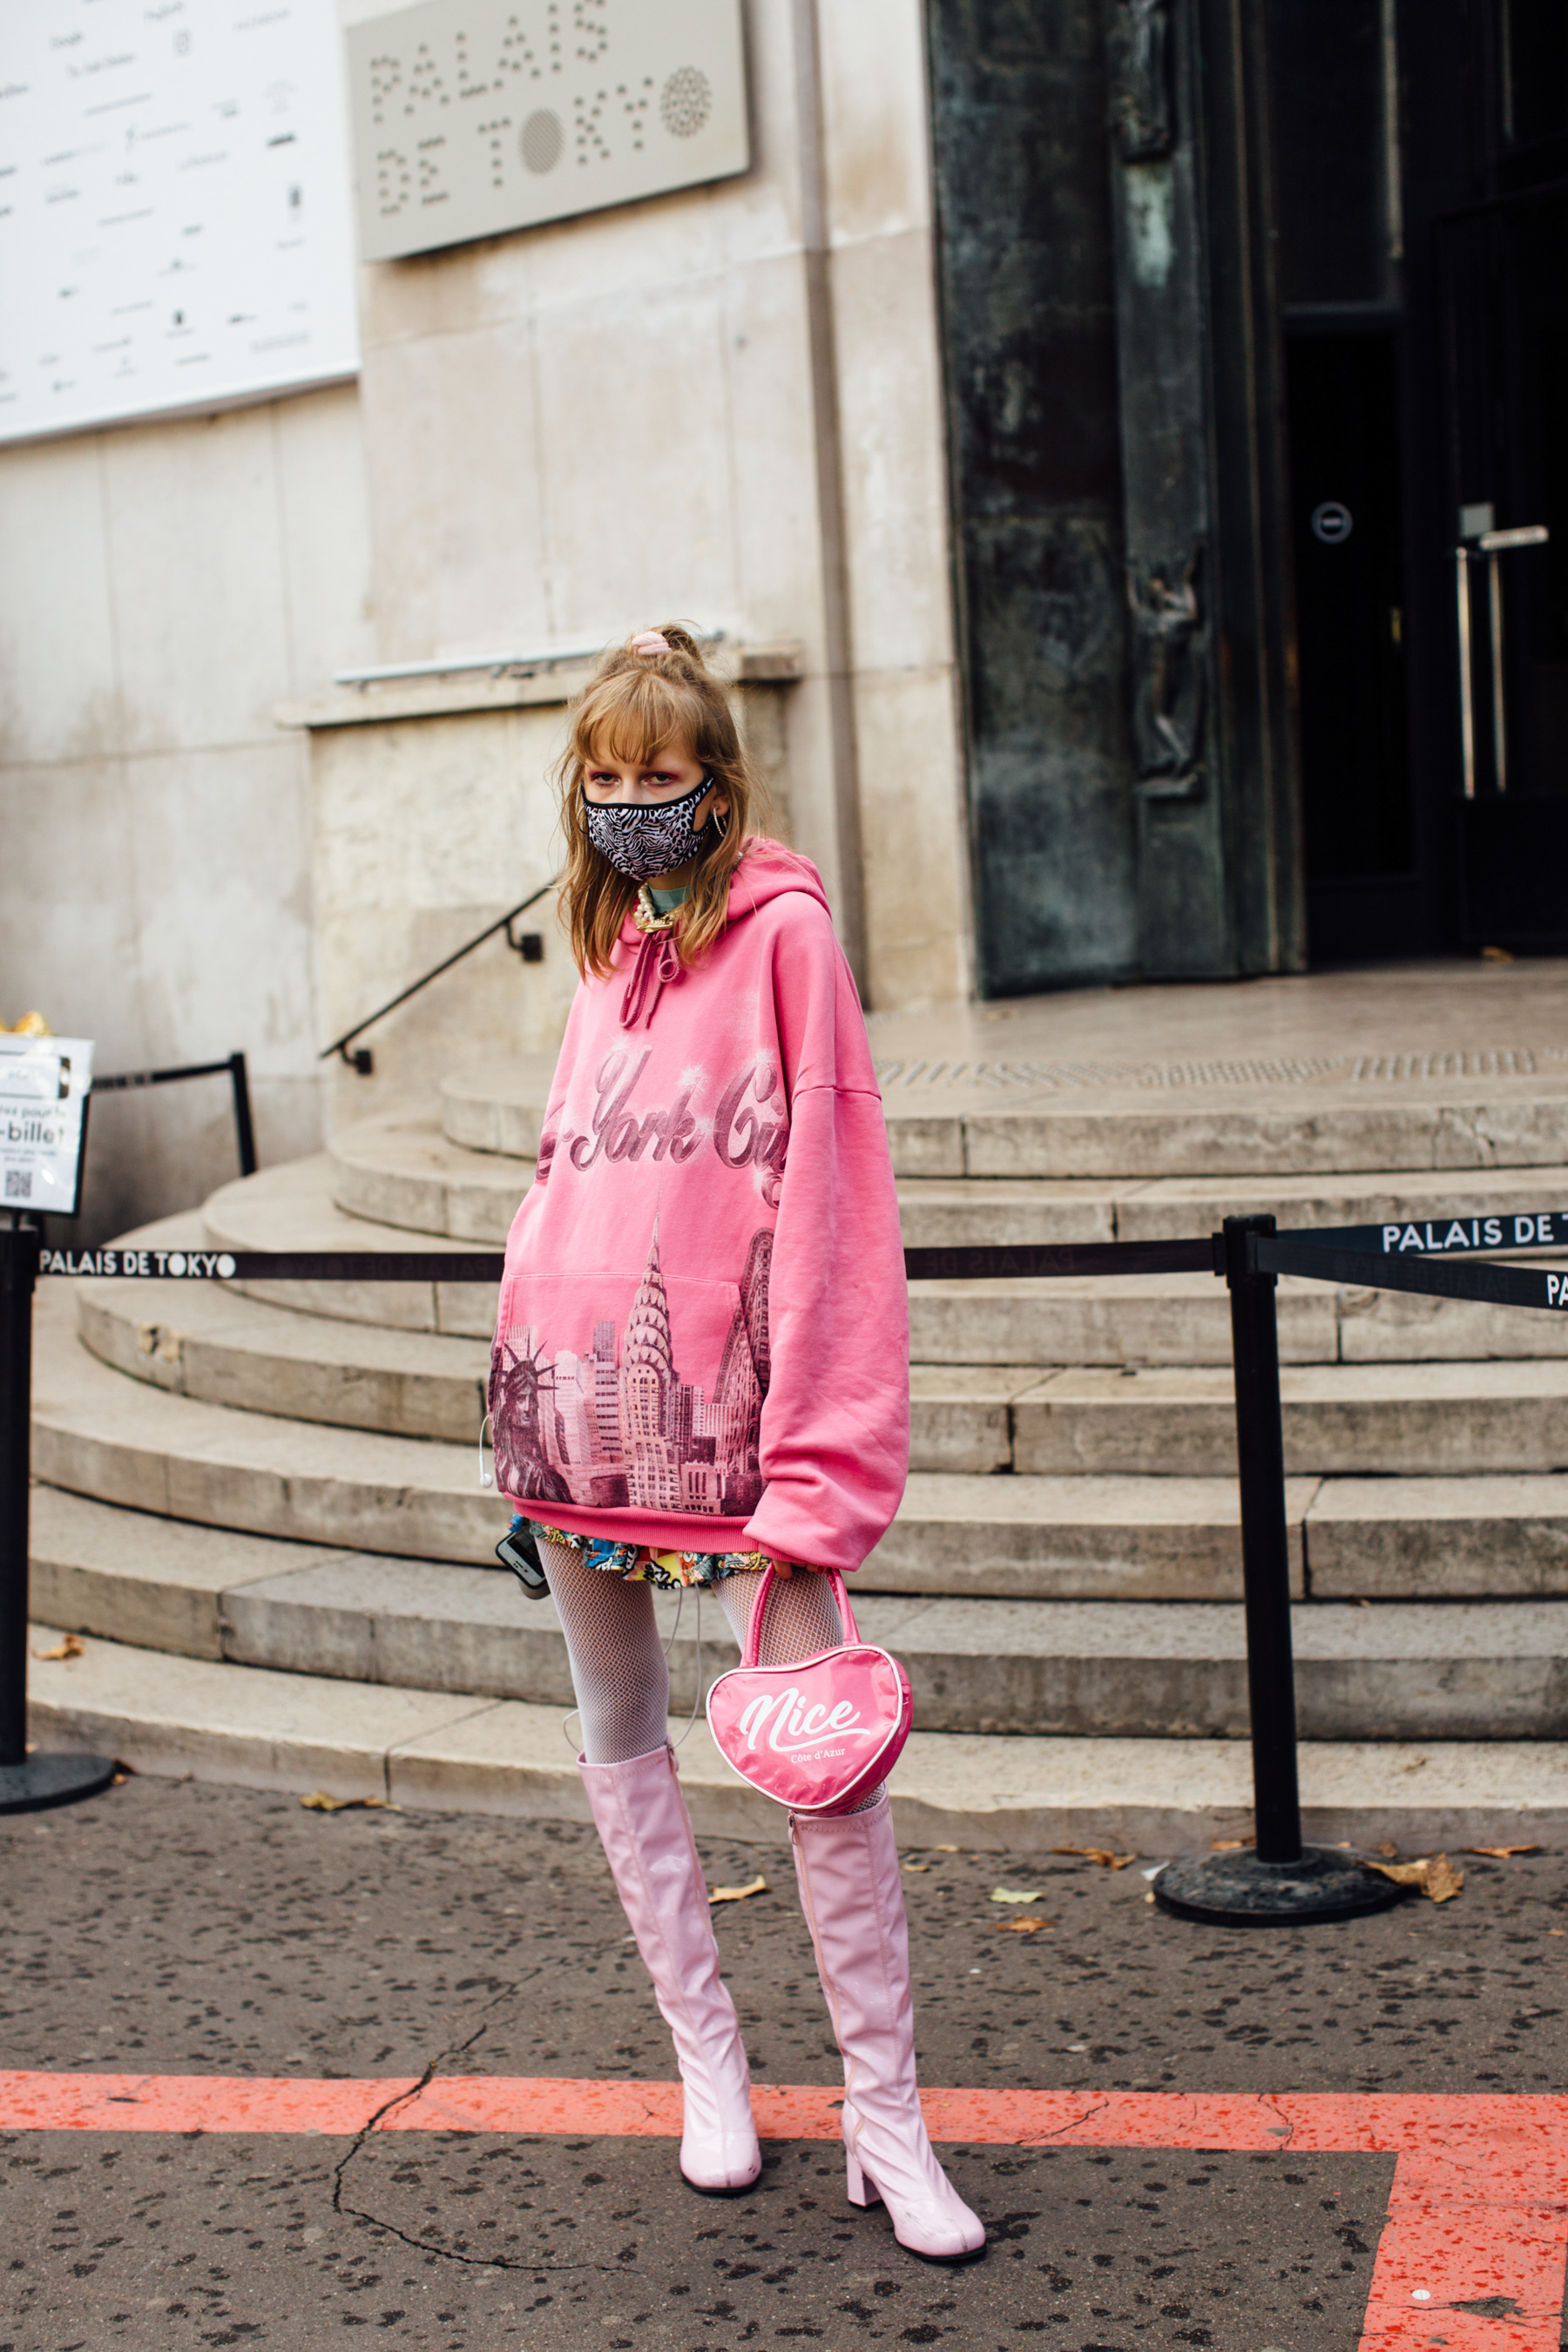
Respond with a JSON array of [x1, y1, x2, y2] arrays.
[[0, 385, 375, 1241], [0, 0, 970, 1241]]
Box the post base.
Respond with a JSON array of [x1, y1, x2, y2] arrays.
[[1153, 1846, 1405, 1926], [0, 1752, 119, 1816]]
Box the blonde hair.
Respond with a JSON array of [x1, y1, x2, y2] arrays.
[[556, 624, 767, 978]]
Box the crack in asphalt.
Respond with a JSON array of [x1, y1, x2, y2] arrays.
[[329, 1997, 626, 2275]]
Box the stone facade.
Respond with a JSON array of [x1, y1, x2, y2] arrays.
[[0, 0, 971, 1239]]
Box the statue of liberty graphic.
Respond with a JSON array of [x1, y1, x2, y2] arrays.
[[490, 1330, 572, 1507]]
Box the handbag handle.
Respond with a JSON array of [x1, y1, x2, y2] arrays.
[[740, 1563, 861, 1666]]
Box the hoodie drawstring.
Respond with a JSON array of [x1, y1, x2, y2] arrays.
[[619, 929, 683, 1030]]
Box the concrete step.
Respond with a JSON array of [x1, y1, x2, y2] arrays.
[[36, 1286, 1568, 1598], [436, 1050, 1568, 1179], [200, 1160, 500, 1336], [440, 1054, 560, 1159], [77, 1249, 492, 1443], [877, 1067, 1568, 1179], [30, 1487, 1568, 1740], [901, 1166, 1568, 1247], [328, 1107, 531, 1243], [1010, 1358, 1568, 1477], [27, 1619, 1568, 1849]]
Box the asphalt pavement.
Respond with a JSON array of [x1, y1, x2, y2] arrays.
[[2, 1774, 1564, 2352]]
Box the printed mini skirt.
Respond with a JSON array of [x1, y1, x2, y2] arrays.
[[524, 1517, 770, 1592]]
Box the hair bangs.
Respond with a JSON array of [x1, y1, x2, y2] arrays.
[[574, 669, 710, 772]]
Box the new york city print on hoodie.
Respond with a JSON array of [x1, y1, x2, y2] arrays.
[[489, 841, 909, 1573]]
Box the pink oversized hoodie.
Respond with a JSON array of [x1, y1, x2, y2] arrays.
[[488, 841, 909, 1572]]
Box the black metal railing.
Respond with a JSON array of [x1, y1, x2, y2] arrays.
[[91, 1051, 257, 1180], [321, 878, 558, 1075]]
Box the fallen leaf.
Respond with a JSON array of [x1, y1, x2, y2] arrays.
[[991, 1886, 1044, 1905], [31, 1634, 84, 1661], [300, 1792, 397, 1813], [902, 1862, 930, 1874], [708, 1874, 767, 1905], [994, 1917, 1049, 1933], [1462, 1844, 1541, 1859], [1210, 1837, 1254, 1852], [1359, 1853, 1464, 1903], [1376, 1842, 1399, 1858], [1551, 1930, 1565, 1937], [1051, 1845, 1138, 1870], [933, 1843, 958, 1853]]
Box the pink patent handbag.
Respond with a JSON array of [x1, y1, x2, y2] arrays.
[[706, 1565, 913, 1815]]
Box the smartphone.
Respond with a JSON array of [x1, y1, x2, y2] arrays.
[[495, 1520, 551, 1599]]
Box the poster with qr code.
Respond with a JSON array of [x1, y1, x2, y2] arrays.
[[0, 1036, 94, 1219]]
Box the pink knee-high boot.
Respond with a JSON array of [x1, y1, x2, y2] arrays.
[[790, 1794, 986, 2262], [578, 1742, 760, 2195]]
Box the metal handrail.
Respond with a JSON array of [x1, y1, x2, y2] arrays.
[[91, 1051, 258, 1178], [320, 877, 560, 1073]]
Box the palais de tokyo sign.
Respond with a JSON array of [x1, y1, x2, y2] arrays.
[[0, 1036, 93, 1219], [346, 0, 749, 262]]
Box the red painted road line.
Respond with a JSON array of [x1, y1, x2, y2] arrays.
[[3, 2075, 1564, 2347], [3, 2076, 1566, 2152]]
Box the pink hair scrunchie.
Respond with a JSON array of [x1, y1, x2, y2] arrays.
[[631, 631, 672, 656]]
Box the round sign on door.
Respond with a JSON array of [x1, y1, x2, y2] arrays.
[[1311, 501, 1354, 545]]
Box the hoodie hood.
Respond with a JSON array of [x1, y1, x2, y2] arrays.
[[616, 839, 832, 1031]]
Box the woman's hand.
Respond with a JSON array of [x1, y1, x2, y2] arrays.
[[765, 1558, 820, 1581]]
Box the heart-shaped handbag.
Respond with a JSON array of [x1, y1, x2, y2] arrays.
[[706, 1565, 913, 1815]]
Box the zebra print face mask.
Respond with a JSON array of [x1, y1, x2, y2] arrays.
[[583, 775, 717, 882]]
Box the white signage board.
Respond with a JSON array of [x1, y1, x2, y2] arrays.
[[346, 0, 748, 262], [0, 1037, 94, 1219], [0, 3, 360, 447]]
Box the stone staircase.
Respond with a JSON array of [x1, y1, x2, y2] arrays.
[[25, 1027, 1568, 1848]]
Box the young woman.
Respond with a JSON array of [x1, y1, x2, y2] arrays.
[[489, 626, 985, 2265]]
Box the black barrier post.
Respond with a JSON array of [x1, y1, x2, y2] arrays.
[[0, 1219, 117, 1815], [1155, 1216, 1400, 1925], [228, 1051, 258, 1179], [1227, 1213, 1302, 1862]]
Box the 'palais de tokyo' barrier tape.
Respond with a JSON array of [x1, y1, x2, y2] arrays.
[[30, 1212, 1568, 1304], [39, 1241, 1223, 1284], [1258, 1235, 1568, 1315], [1283, 1212, 1568, 1256], [37, 1246, 508, 1283]]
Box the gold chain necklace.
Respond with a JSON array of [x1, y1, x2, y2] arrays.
[[632, 883, 681, 936]]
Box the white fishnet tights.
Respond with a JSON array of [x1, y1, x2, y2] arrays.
[[542, 1545, 880, 1805]]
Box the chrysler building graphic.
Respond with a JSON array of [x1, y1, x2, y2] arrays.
[[490, 1214, 773, 1517]]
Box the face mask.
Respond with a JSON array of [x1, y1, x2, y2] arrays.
[[583, 775, 717, 882]]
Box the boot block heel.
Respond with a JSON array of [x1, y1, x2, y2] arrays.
[[845, 2151, 882, 2210]]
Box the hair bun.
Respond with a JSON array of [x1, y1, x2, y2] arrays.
[[639, 621, 705, 666]]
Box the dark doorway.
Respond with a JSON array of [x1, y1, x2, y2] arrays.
[[1287, 333, 1411, 884], [1441, 181, 1568, 948], [1269, 0, 1568, 961]]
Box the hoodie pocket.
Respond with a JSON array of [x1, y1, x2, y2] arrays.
[[490, 1265, 766, 1517]]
